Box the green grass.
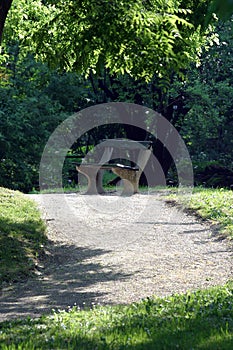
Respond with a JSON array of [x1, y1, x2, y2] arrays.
[[29, 186, 80, 194], [166, 187, 233, 238], [0, 282, 232, 349], [0, 187, 46, 287]]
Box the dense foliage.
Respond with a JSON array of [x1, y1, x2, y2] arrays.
[[0, 44, 97, 191], [0, 2, 232, 191], [181, 20, 233, 164], [4, 0, 214, 83]]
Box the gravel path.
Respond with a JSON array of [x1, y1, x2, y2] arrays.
[[0, 192, 232, 321]]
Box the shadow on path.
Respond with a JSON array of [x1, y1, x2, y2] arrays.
[[0, 242, 131, 321]]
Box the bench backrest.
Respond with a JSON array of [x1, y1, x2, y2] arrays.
[[81, 139, 152, 171], [99, 146, 114, 165], [137, 148, 152, 174]]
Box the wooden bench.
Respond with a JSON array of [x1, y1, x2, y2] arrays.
[[75, 139, 152, 195]]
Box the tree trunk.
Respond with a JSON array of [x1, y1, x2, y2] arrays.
[[0, 0, 13, 42], [152, 93, 190, 180]]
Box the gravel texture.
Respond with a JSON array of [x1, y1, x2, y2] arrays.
[[0, 192, 232, 321]]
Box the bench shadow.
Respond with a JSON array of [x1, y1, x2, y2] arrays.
[[0, 242, 132, 321]]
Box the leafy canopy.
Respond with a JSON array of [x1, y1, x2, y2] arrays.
[[4, 0, 214, 81]]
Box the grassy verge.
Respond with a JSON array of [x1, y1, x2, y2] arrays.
[[0, 187, 46, 287], [166, 187, 233, 238], [0, 282, 232, 349]]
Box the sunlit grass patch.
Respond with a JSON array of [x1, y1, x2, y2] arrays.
[[0, 187, 46, 286], [167, 187, 233, 238]]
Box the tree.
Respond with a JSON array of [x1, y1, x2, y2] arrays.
[[3, 0, 216, 83], [2, 1, 233, 70]]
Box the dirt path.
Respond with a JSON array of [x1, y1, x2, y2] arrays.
[[0, 192, 232, 321]]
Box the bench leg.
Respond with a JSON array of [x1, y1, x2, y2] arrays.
[[96, 170, 105, 194], [76, 166, 105, 194], [112, 168, 140, 195]]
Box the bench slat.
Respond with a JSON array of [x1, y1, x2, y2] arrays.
[[76, 163, 139, 171]]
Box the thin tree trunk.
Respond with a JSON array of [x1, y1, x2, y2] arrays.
[[0, 0, 13, 42]]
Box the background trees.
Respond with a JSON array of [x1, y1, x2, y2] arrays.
[[181, 19, 233, 164], [0, 44, 94, 191], [0, 1, 232, 191]]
